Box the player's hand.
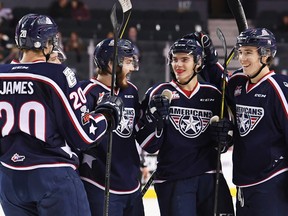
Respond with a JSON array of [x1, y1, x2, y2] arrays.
[[209, 116, 233, 153], [193, 31, 218, 65], [95, 93, 124, 131], [148, 94, 170, 129]]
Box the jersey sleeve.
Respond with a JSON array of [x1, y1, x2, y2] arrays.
[[136, 86, 165, 153], [270, 76, 288, 146], [199, 62, 227, 91], [50, 68, 108, 150]]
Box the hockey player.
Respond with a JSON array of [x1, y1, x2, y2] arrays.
[[136, 34, 235, 215], [199, 27, 288, 215], [225, 28, 288, 215], [0, 14, 123, 216], [79, 38, 145, 216]]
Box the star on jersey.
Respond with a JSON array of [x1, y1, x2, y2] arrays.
[[181, 116, 201, 133], [89, 123, 97, 135], [61, 143, 78, 158], [115, 107, 135, 138], [236, 104, 264, 136], [118, 116, 131, 132], [238, 112, 250, 132], [170, 106, 211, 138], [82, 153, 96, 169]]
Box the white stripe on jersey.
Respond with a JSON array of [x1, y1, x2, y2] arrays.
[[81, 176, 141, 194], [268, 76, 288, 118], [140, 132, 155, 149], [0, 73, 98, 144], [1, 161, 77, 170]]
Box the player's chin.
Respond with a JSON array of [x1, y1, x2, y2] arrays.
[[117, 77, 129, 89], [242, 68, 252, 76], [175, 74, 187, 83]]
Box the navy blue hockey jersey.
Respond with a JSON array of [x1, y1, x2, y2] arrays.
[[137, 80, 226, 181], [0, 63, 108, 170], [79, 79, 142, 194], [227, 70, 288, 187]]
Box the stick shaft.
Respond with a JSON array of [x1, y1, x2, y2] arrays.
[[225, 0, 248, 68], [104, 2, 132, 215], [141, 171, 156, 197], [103, 133, 113, 216], [214, 28, 228, 216]]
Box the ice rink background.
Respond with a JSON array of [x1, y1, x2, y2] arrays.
[[0, 149, 234, 216]]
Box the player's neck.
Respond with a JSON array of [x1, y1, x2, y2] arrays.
[[20, 50, 46, 63], [97, 74, 112, 87], [250, 66, 270, 83], [179, 76, 198, 91]]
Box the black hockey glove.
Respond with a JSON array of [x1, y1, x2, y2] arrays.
[[148, 94, 170, 130], [95, 93, 124, 131], [209, 116, 233, 153], [193, 31, 218, 65]]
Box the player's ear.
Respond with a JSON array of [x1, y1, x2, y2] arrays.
[[195, 58, 203, 72], [107, 61, 113, 72], [261, 55, 269, 65]]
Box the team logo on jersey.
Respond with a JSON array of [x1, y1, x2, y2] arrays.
[[63, 67, 77, 88], [115, 107, 135, 138], [81, 105, 90, 125], [97, 92, 105, 104], [171, 91, 180, 99], [11, 153, 25, 162], [234, 86, 242, 97], [169, 106, 212, 138], [236, 104, 264, 136]]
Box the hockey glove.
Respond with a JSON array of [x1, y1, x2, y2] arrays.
[[148, 94, 170, 130], [209, 116, 233, 153], [193, 31, 218, 65], [95, 93, 124, 131]]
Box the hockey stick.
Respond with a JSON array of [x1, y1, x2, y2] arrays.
[[103, 5, 118, 216], [217, 28, 227, 120], [103, 1, 132, 216], [213, 28, 228, 216], [141, 170, 156, 197], [109, 0, 132, 95], [119, 0, 132, 39], [212, 2, 248, 214], [225, 0, 248, 66]]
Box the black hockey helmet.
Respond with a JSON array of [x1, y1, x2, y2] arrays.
[[236, 28, 277, 58], [168, 36, 204, 67], [15, 13, 58, 50], [93, 38, 138, 71]]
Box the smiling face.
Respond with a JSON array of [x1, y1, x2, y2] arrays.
[[171, 52, 197, 84], [237, 46, 261, 76], [237, 46, 269, 79], [116, 56, 135, 89]]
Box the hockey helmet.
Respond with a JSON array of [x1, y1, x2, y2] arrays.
[[236, 28, 277, 58], [168, 36, 204, 66], [94, 38, 137, 71], [15, 14, 58, 50]]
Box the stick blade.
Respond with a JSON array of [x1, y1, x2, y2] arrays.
[[118, 0, 132, 13], [216, 28, 228, 68], [216, 28, 226, 48], [110, 3, 118, 30]]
